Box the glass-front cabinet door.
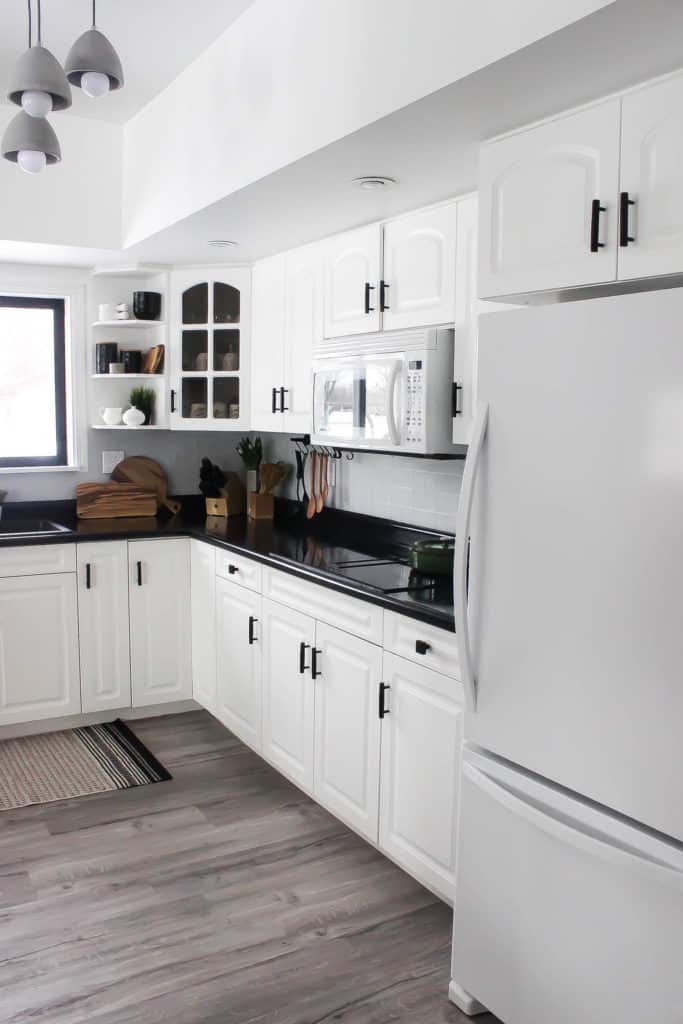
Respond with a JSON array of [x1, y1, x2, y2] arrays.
[[170, 268, 250, 430]]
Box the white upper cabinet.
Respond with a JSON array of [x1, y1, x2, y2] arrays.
[[129, 539, 192, 708], [479, 100, 621, 298], [619, 75, 683, 281], [313, 623, 382, 842], [169, 267, 250, 431], [324, 224, 382, 337], [215, 577, 262, 752], [382, 203, 457, 331], [284, 242, 323, 432], [77, 541, 131, 714], [250, 254, 286, 431], [0, 573, 80, 726]]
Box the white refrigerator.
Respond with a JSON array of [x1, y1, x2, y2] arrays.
[[450, 288, 683, 1023]]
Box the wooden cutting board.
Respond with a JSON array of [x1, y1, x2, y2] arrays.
[[110, 456, 181, 515], [76, 483, 157, 519]]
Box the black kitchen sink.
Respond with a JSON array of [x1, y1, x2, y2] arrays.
[[0, 519, 70, 538]]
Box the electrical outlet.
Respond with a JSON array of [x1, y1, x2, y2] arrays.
[[102, 450, 124, 474]]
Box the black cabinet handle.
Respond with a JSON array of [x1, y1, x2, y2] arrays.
[[279, 387, 289, 413], [311, 648, 322, 679], [299, 641, 310, 674], [364, 281, 375, 314], [590, 199, 606, 252], [379, 682, 390, 719], [415, 640, 431, 656], [170, 389, 176, 413], [85, 563, 92, 590], [620, 191, 635, 247], [379, 280, 390, 311], [248, 615, 257, 645], [136, 561, 143, 586], [228, 564, 238, 575], [271, 386, 278, 414], [452, 382, 463, 418]]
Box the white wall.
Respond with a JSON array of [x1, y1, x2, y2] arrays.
[[0, 105, 121, 249], [122, 0, 612, 246]]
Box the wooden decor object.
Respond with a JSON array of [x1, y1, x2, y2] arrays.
[[205, 472, 246, 518], [141, 345, 165, 374], [76, 483, 157, 519], [111, 456, 181, 515], [248, 493, 274, 520]]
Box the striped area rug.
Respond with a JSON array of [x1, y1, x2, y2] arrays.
[[0, 720, 171, 811]]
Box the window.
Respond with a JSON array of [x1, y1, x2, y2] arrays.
[[0, 296, 67, 468]]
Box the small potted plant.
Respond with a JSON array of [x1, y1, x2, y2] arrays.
[[128, 385, 155, 425], [236, 436, 262, 496]]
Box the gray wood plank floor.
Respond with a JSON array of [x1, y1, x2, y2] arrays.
[[0, 711, 499, 1024]]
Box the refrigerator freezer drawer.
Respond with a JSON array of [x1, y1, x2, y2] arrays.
[[451, 747, 683, 1024]]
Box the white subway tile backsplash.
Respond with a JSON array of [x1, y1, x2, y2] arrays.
[[262, 434, 462, 532]]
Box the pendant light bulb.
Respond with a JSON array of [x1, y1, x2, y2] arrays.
[[21, 89, 53, 118], [17, 148, 47, 174], [81, 70, 110, 98]]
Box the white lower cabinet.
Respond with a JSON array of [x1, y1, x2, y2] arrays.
[[313, 623, 382, 841], [379, 652, 464, 901], [260, 597, 316, 791], [77, 541, 131, 714], [215, 577, 262, 751], [191, 540, 216, 713], [0, 573, 80, 725], [128, 538, 192, 708]]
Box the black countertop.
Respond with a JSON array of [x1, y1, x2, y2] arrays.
[[0, 497, 455, 631]]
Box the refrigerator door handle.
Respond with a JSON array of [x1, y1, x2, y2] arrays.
[[455, 402, 489, 711], [463, 760, 683, 881]]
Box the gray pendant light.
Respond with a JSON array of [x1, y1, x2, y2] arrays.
[[1, 110, 61, 173], [7, 1, 71, 116], [65, 0, 124, 98]]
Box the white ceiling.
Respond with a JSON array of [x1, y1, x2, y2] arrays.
[[1, 0, 683, 270], [0, 0, 256, 122]]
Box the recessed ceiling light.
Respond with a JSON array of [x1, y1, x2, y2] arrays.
[[353, 176, 397, 190], [208, 239, 238, 247]]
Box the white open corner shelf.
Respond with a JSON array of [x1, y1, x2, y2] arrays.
[[92, 320, 166, 328], [91, 373, 166, 380], [91, 424, 169, 431]]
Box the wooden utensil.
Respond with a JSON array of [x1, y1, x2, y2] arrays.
[[76, 483, 157, 519], [316, 454, 325, 513], [306, 452, 317, 519], [321, 455, 329, 505], [110, 456, 181, 516]]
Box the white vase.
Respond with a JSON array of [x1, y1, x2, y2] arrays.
[[99, 406, 123, 426], [122, 406, 146, 427]]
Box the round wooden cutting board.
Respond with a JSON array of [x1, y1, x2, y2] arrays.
[[110, 456, 181, 516]]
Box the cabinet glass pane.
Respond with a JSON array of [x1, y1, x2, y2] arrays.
[[182, 330, 208, 372], [181, 378, 207, 419], [213, 329, 240, 372], [213, 377, 240, 420], [182, 283, 208, 324], [214, 282, 240, 324]]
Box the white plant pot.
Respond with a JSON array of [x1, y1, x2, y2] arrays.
[[122, 406, 146, 427], [99, 406, 123, 426]]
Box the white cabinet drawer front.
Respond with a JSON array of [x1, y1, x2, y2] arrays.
[[383, 610, 459, 678], [0, 574, 81, 725], [215, 549, 263, 592], [262, 567, 382, 644], [0, 543, 76, 578]]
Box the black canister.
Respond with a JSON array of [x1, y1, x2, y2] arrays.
[[121, 349, 143, 373], [95, 342, 118, 374], [133, 291, 162, 321]]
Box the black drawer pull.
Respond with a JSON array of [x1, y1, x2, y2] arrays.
[[299, 641, 310, 674], [136, 561, 143, 586], [271, 387, 278, 414], [379, 682, 390, 719], [85, 563, 92, 590], [248, 615, 257, 645], [311, 647, 322, 679], [415, 640, 431, 656], [379, 279, 390, 311], [590, 198, 606, 252], [170, 389, 176, 413], [364, 281, 375, 314], [228, 564, 239, 575], [620, 191, 635, 247], [279, 387, 289, 413]]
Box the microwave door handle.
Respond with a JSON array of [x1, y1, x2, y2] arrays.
[[386, 362, 401, 446], [454, 402, 489, 712]]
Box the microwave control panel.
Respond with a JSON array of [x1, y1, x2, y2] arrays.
[[405, 359, 424, 443]]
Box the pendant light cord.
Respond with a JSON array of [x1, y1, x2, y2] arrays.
[[36, 0, 41, 44], [92, 0, 96, 28], [27, 0, 32, 47]]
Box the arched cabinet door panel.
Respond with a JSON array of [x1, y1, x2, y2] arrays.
[[382, 203, 457, 331], [478, 100, 620, 299], [324, 224, 381, 338]]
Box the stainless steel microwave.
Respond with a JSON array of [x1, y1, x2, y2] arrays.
[[311, 327, 455, 455]]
